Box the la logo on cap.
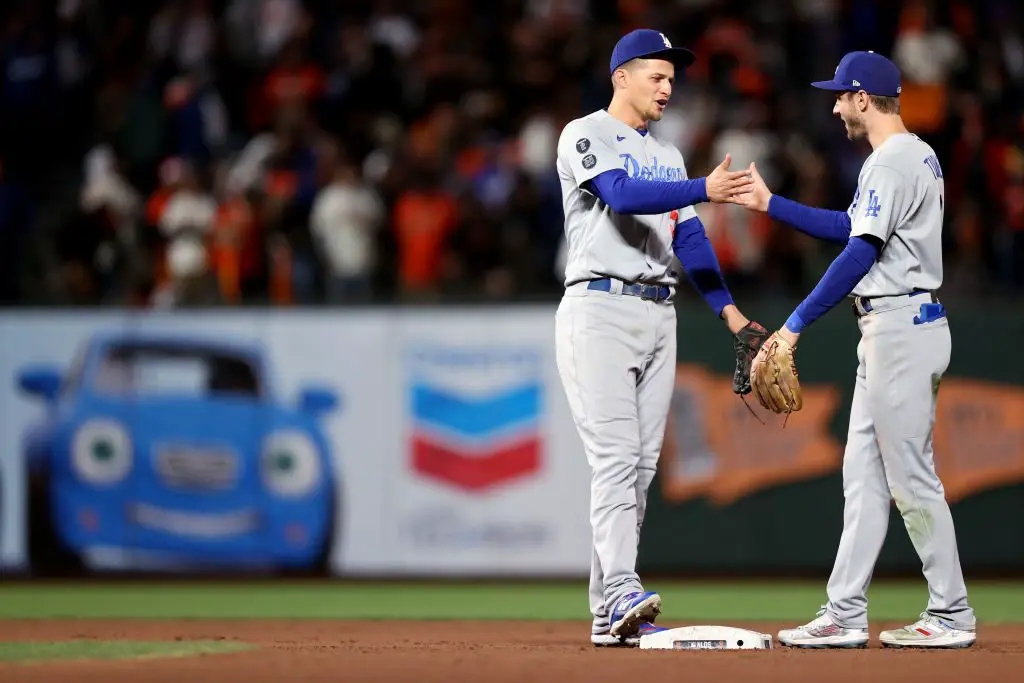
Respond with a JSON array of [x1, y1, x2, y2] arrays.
[[660, 33, 672, 48]]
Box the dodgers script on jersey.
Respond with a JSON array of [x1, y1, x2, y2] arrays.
[[556, 110, 697, 286], [846, 133, 944, 297]]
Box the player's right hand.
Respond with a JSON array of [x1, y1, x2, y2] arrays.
[[705, 154, 754, 203], [725, 162, 772, 212]]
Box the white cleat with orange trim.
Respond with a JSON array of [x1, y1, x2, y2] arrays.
[[879, 613, 976, 649], [777, 607, 869, 649]]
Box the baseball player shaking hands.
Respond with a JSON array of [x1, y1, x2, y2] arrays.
[[729, 51, 976, 649], [554, 29, 769, 647]]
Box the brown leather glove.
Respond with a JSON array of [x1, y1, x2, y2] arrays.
[[750, 331, 803, 414]]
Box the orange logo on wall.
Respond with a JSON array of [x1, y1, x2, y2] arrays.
[[659, 364, 843, 505], [932, 378, 1024, 502]]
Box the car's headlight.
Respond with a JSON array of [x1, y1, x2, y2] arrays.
[[261, 431, 321, 497], [71, 419, 132, 485]]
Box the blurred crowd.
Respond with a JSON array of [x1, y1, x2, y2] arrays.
[[0, 0, 1021, 308]]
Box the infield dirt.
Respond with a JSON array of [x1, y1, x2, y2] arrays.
[[0, 619, 1021, 682]]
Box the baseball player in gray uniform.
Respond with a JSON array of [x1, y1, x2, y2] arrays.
[[554, 29, 764, 647], [730, 51, 976, 649]]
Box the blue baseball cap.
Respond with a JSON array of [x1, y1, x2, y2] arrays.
[[811, 51, 902, 97], [609, 29, 696, 75]]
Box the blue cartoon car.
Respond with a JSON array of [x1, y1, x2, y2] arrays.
[[18, 332, 340, 575]]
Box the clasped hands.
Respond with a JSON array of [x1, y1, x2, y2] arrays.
[[705, 154, 772, 212]]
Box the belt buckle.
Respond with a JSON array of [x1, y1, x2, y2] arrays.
[[640, 285, 661, 301]]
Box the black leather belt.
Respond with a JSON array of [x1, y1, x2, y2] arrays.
[[852, 288, 937, 318]]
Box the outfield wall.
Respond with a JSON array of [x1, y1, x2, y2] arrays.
[[642, 300, 1024, 576], [0, 305, 1020, 577]]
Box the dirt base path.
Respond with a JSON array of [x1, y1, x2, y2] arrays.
[[1, 620, 1021, 683]]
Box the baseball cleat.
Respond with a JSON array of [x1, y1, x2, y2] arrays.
[[879, 613, 976, 649], [592, 622, 667, 647], [609, 591, 662, 638], [778, 607, 869, 649], [592, 632, 639, 647]]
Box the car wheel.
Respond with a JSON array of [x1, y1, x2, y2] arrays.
[[277, 484, 338, 578], [27, 469, 85, 576], [312, 483, 339, 574]]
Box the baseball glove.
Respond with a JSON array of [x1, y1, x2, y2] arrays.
[[750, 332, 803, 414], [732, 321, 770, 395]]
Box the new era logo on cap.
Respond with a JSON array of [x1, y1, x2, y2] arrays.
[[811, 51, 901, 97]]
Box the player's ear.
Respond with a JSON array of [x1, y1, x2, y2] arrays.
[[611, 68, 626, 90]]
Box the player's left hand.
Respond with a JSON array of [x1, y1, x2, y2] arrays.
[[732, 320, 771, 395]]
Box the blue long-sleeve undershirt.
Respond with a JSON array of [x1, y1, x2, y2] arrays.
[[785, 236, 881, 333], [588, 169, 708, 214], [672, 216, 735, 316], [768, 195, 852, 244]]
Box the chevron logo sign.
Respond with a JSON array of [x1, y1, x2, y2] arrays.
[[408, 346, 543, 492]]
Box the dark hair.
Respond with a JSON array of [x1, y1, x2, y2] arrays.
[[613, 57, 650, 75], [870, 95, 900, 114]]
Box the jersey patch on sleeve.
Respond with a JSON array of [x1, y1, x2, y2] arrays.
[[575, 138, 591, 154], [864, 189, 882, 218], [582, 154, 597, 169]]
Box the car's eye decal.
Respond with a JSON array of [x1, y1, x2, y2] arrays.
[[268, 452, 295, 473], [261, 431, 320, 497], [72, 419, 132, 484]]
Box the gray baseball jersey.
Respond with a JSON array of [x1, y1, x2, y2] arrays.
[[555, 109, 697, 287], [821, 133, 975, 633], [847, 133, 944, 297]]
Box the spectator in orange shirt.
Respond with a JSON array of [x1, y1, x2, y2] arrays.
[[392, 168, 459, 298], [211, 180, 264, 304], [255, 37, 324, 131]]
